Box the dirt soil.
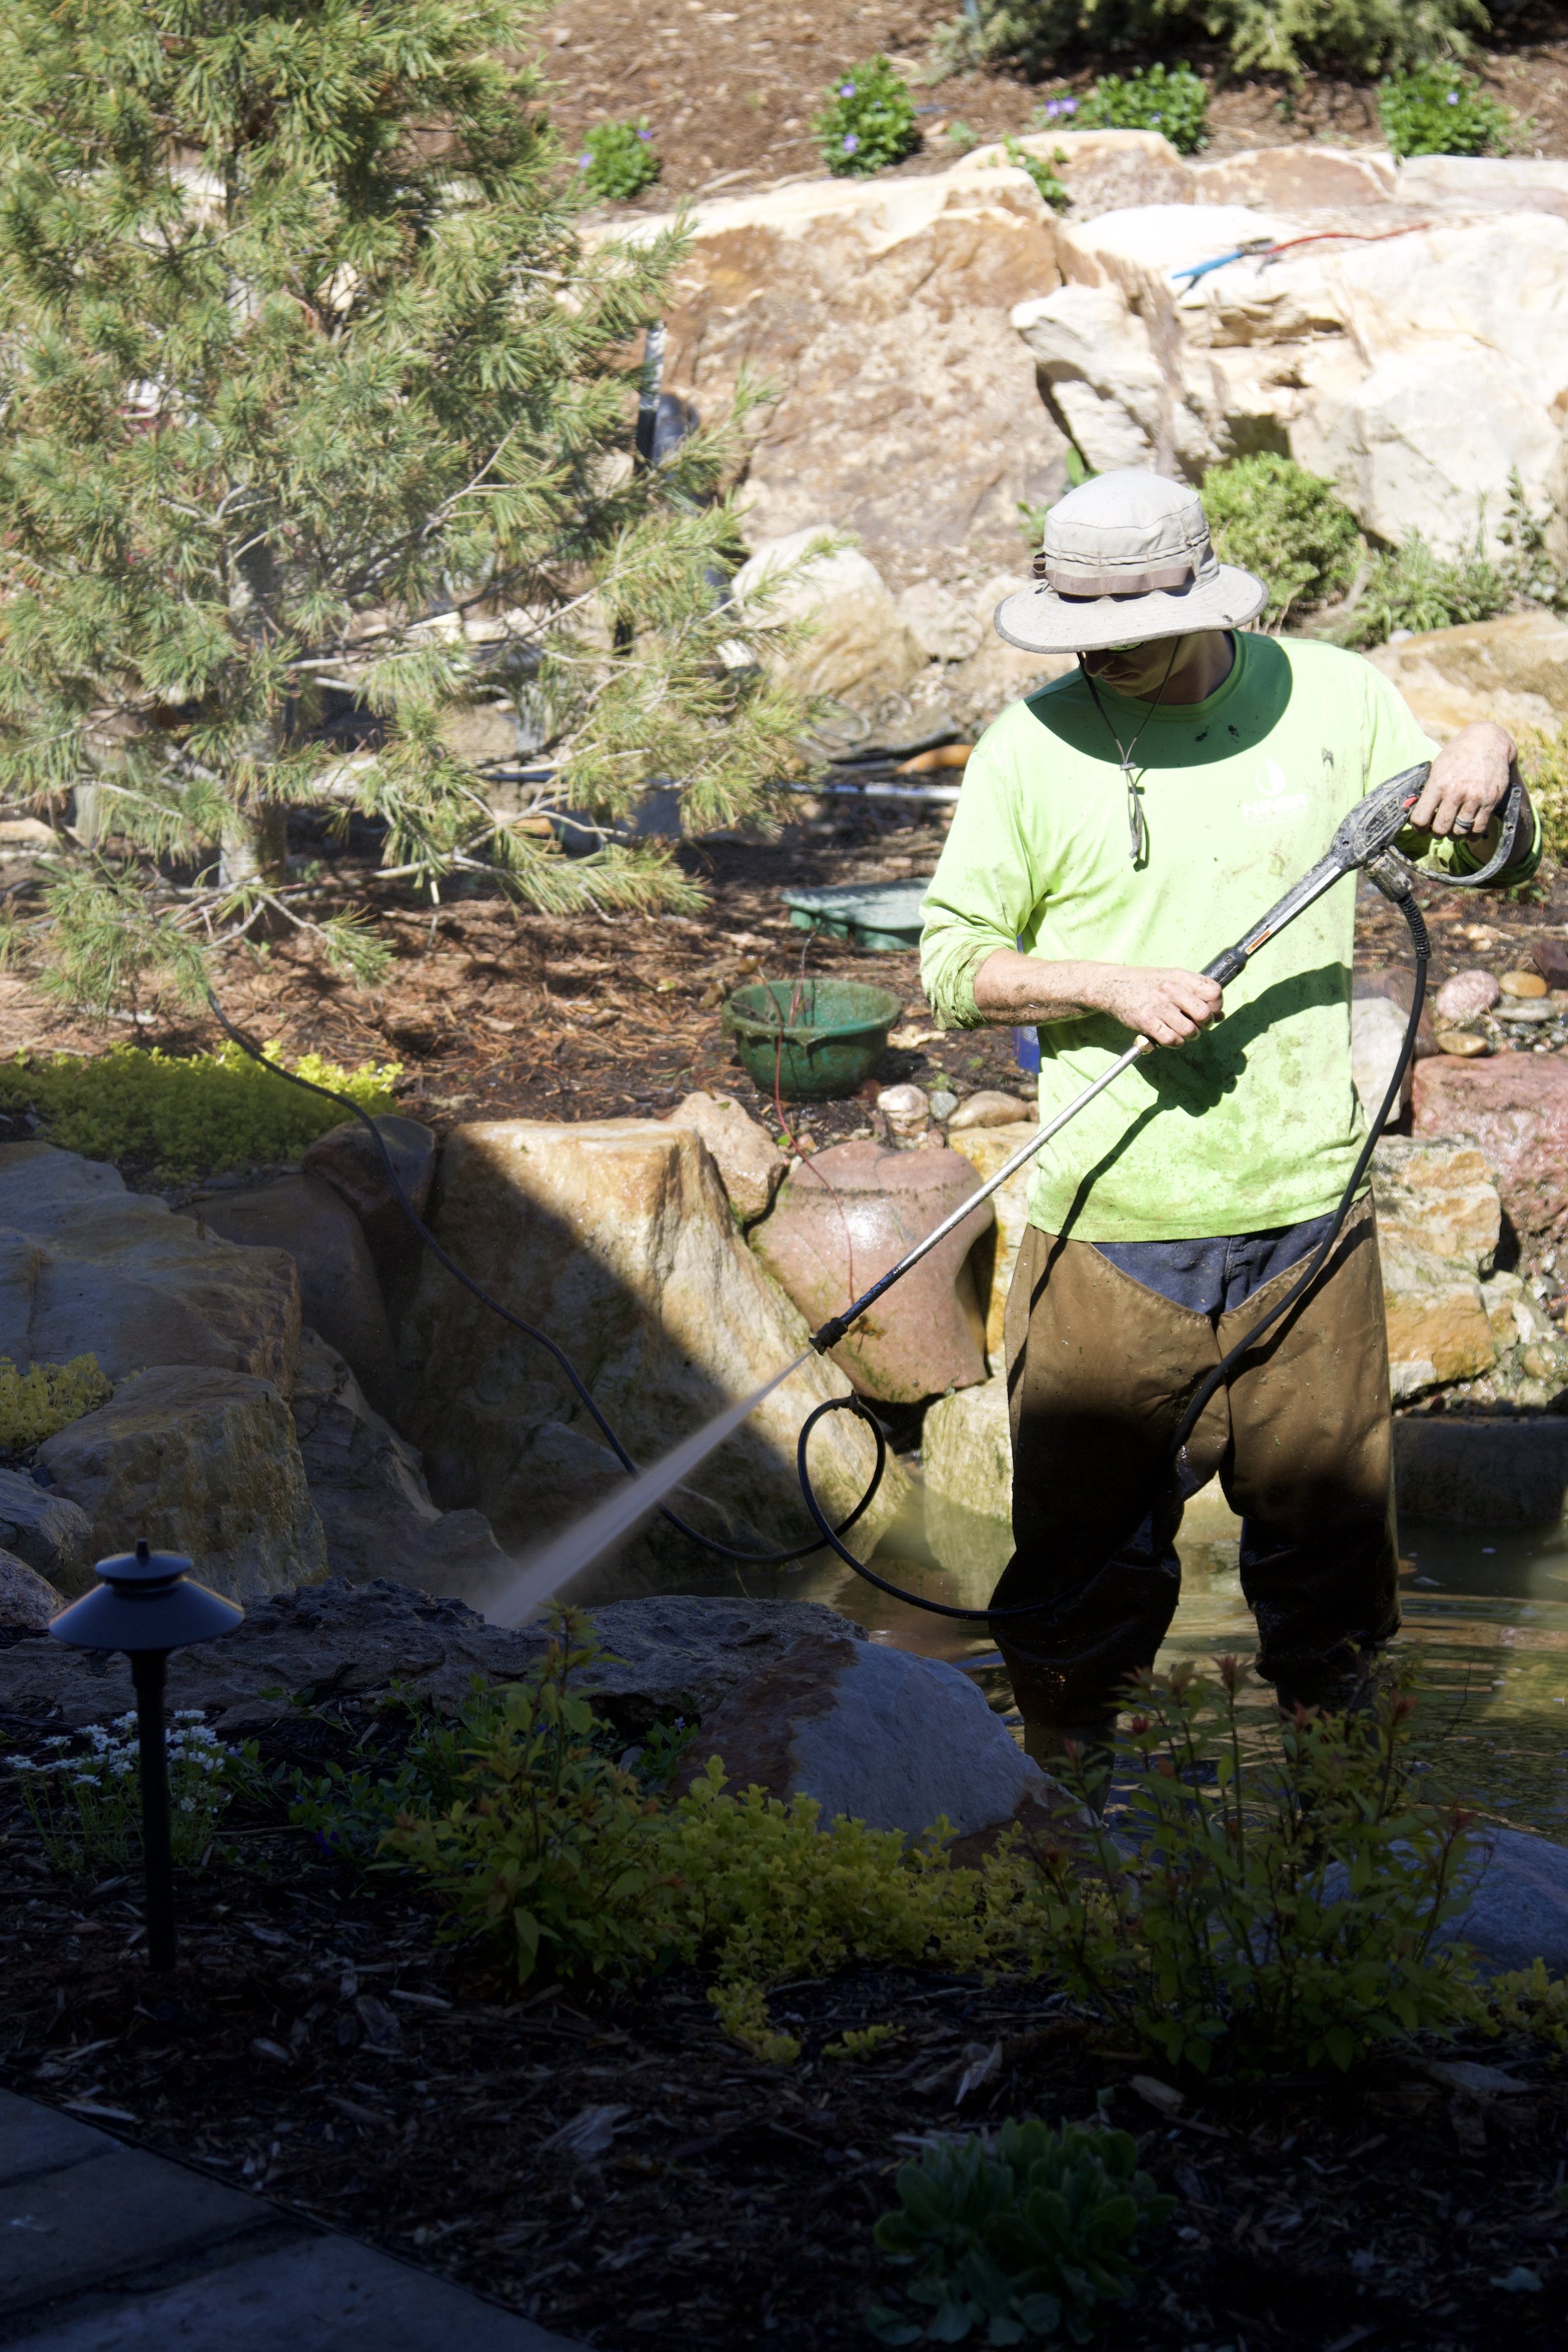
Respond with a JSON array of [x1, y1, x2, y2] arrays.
[[3, 1698, 1567, 2352], [534, 0, 1568, 214]]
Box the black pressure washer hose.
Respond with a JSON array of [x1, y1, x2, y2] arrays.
[[204, 763, 1522, 1623]]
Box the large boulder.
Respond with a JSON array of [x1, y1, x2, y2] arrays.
[[748, 1139, 992, 1402], [301, 1114, 438, 1258], [186, 1175, 395, 1411], [1377, 1237, 1498, 1402], [630, 154, 1070, 591], [662, 1092, 787, 1224], [0, 1467, 93, 1594], [1438, 1826, 1568, 1974], [1190, 147, 1395, 209], [1367, 613, 1568, 743], [290, 1328, 507, 1598], [946, 1121, 1037, 1358], [0, 1548, 59, 1637], [729, 532, 924, 709], [687, 1626, 1084, 1855], [1412, 1054, 1568, 1242], [396, 1119, 902, 1564], [1015, 198, 1568, 559], [1371, 1136, 1501, 1274], [0, 1143, 299, 1392], [1397, 153, 1568, 223], [922, 1372, 1011, 1522], [0, 1580, 866, 1732], [37, 1365, 328, 1604], [970, 127, 1194, 216]]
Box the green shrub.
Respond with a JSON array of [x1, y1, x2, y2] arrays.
[[0, 1041, 400, 1178], [1379, 64, 1515, 159], [0, 1355, 110, 1448], [961, 0, 1483, 84], [1003, 137, 1073, 211], [1015, 1658, 1480, 2077], [575, 118, 662, 202], [1518, 729, 1568, 867], [866, 2117, 1173, 2346], [1073, 63, 1209, 154], [13, 1711, 256, 1875], [815, 57, 919, 178], [1202, 453, 1362, 626], [1333, 533, 1512, 649]]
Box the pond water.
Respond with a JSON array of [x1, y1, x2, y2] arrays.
[[563, 1471, 1568, 1840]]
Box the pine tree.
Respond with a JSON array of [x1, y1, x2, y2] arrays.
[[0, 0, 803, 1010]]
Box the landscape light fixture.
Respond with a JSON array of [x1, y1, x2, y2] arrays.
[[50, 1541, 243, 1971]]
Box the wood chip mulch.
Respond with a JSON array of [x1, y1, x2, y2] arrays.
[[3, 1699, 1568, 2352]]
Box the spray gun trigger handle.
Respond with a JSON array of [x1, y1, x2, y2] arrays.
[[1202, 945, 1249, 988], [811, 1316, 847, 1355]]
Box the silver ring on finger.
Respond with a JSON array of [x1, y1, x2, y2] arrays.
[[1452, 818, 1471, 834]]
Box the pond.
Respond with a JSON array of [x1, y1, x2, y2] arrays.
[[564, 1473, 1568, 1839]]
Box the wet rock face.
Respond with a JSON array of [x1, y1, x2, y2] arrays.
[[748, 1138, 993, 1404], [37, 1365, 327, 1604], [0, 1581, 867, 1734], [687, 1628, 1084, 1856], [1412, 1056, 1568, 1244], [0, 1143, 299, 1392], [396, 1119, 901, 1564], [187, 1175, 394, 1413]]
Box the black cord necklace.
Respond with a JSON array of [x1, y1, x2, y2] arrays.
[[1078, 639, 1182, 865]]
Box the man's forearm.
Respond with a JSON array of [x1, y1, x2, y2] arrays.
[[972, 949, 1113, 1025]]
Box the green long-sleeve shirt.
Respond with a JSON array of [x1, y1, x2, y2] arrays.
[[920, 632, 1538, 1243]]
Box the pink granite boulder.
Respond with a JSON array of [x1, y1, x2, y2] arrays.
[[748, 1138, 992, 1401], [1412, 1054, 1568, 1241]]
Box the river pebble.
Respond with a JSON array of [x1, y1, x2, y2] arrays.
[[1435, 968, 1500, 1020], [1501, 968, 1548, 999]]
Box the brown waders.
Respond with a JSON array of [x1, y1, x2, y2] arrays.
[[992, 1195, 1399, 1755]]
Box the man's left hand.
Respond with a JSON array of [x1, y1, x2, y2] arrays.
[[1406, 720, 1522, 847]]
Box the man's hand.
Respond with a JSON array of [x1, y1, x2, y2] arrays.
[[972, 950, 1222, 1047], [1406, 720, 1520, 846]]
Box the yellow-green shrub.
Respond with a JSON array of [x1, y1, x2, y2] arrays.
[[0, 1041, 400, 1177], [0, 1355, 112, 1447], [1519, 728, 1568, 867]]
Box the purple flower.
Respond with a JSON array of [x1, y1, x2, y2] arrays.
[[1059, 97, 1076, 115], [839, 82, 856, 97], [842, 131, 859, 152], [1446, 90, 1459, 103], [577, 152, 593, 169], [637, 127, 653, 139]]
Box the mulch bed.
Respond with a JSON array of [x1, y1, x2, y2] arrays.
[[3, 1698, 1567, 2352]]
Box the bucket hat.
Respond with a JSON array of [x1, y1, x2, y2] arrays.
[[993, 469, 1268, 655]]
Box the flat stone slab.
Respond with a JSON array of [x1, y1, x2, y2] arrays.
[[0, 2087, 584, 2350]]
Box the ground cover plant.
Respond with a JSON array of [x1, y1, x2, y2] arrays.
[[1070, 63, 1210, 154], [0, 1355, 111, 1448], [1202, 453, 1360, 627], [577, 117, 663, 200], [0, 1040, 398, 1178], [961, 0, 1488, 83], [12, 1710, 255, 1874], [0, 0, 807, 1016], [1379, 62, 1517, 157], [815, 57, 920, 176]]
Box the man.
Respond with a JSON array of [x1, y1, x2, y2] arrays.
[[920, 468, 1537, 1762]]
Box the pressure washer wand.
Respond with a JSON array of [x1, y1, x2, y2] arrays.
[[808, 761, 1434, 1357]]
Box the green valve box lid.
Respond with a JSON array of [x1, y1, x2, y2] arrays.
[[780, 878, 931, 953]]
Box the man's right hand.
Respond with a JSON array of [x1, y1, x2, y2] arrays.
[[971, 950, 1223, 1047]]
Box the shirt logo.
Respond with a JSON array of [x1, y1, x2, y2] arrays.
[[1241, 758, 1308, 825]]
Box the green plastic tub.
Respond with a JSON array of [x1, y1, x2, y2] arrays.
[[780, 878, 931, 953], [723, 977, 902, 1103]]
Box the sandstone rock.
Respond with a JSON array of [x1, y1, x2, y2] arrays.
[[923, 1372, 1011, 1522], [896, 580, 985, 664], [749, 1139, 991, 1402], [1397, 154, 1568, 223], [968, 127, 1194, 217], [730, 532, 924, 709], [0, 1468, 93, 1594], [662, 1092, 786, 1222], [1435, 969, 1502, 1022], [948, 1090, 1033, 1131], [946, 1121, 1037, 1356], [38, 1365, 328, 1604], [1351, 994, 1411, 1123], [397, 1119, 901, 1563], [0, 1579, 866, 1733], [630, 158, 1069, 593], [687, 1627, 1083, 1854], [1190, 147, 1396, 209], [1394, 1416, 1568, 1525], [300, 1115, 437, 1257], [944, 632, 1076, 731], [1367, 613, 1568, 743], [1378, 1237, 1497, 1403], [188, 1175, 395, 1412], [1413, 1054, 1568, 1241], [1480, 1269, 1558, 1352], [290, 1328, 507, 1598], [0, 1143, 299, 1392], [0, 1547, 58, 1636], [1370, 1136, 1501, 1276]]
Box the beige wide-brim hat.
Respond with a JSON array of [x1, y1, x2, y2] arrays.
[[994, 468, 1268, 655]]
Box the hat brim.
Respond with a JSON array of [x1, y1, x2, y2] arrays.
[[993, 564, 1268, 655]]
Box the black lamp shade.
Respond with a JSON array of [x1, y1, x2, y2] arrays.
[[51, 1544, 244, 1653]]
